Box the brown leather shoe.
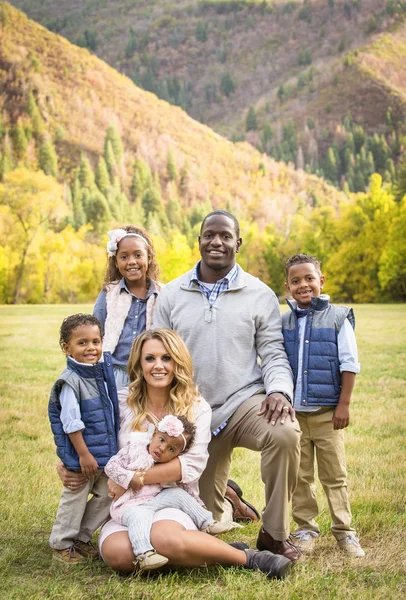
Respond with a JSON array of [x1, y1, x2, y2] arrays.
[[256, 527, 301, 563], [225, 479, 260, 522]]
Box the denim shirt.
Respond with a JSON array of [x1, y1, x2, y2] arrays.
[[94, 278, 157, 368]]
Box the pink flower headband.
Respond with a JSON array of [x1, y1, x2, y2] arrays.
[[157, 415, 187, 451], [106, 228, 148, 257]]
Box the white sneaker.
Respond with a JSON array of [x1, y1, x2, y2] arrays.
[[134, 550, 169, 571], [337, 535, 365, 558], [290, 530, 318, 554], [203, 520, 234, 535]]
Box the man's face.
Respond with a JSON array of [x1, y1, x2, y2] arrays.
[[198, 215, 242, 272]]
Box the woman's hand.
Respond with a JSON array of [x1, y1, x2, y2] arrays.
[[56, 461, 88, 490], [107, 478, 126, 501]]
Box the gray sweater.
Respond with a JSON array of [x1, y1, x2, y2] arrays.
[[153, 265, 293, 431]]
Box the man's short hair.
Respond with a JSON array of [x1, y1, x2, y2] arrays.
[[200, 210, 240, 238], [285, 253, 322, 277]]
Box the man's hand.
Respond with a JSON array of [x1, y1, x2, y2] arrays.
[[107, 478, 126, 501], [332, 404, 350, 430], [258, 392, 295, 425], [56, 461, 88, 490]]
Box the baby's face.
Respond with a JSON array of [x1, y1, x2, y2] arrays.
[[149, 430, 188, 463]]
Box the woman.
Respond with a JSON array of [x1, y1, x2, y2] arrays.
[[60, 329, 291, 579]]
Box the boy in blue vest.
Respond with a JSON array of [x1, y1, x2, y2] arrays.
[[282, 254, 365, 558], [48, 314, 119, 564]]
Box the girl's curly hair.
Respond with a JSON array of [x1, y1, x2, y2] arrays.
[[102, 224, 160, 289]]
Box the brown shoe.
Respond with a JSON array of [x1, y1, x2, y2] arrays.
[[256, 528, 301, 563], [225, 480, 260, 522], [52, 546, 86, 564], [75, 540, 99, 559]]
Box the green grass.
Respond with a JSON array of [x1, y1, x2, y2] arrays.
[[1, 304, 405, 599]]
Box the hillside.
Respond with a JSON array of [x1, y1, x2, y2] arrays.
[[1, 2, 404, 306], [0, 1, 342, 226], [7, 0, 406, 190]]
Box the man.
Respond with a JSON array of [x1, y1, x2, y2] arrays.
[[153, 210, 301, 562]]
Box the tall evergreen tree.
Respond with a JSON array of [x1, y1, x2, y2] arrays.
[[12, 123, 27, 161], [167, 151, 178, 181], [78, 154, 94, 188], [38, 139, 58, 177], [104, 140, 116, 181], [95, 156, 110, 195], [245, 106, 258, 132], [104, 124, 123, 163]]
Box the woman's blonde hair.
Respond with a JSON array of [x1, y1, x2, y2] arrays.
[[103, 224, 159, 289], [127, 329, 198, 431]]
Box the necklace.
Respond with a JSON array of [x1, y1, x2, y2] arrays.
[[146, 405, 169, 423]]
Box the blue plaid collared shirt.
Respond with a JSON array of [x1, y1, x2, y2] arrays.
[[190, 262, 238, 435], [189, 261, 238, 307]]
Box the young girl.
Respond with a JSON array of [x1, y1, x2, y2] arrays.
[[93, 225, 162, 389], [48, 314, 119, 564], [105, 414, 229, 571]]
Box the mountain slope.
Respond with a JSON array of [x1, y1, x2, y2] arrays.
[[0, 2, 343, 228]]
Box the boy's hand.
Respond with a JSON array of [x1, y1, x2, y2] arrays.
[[79, 452, 99, 477], [332, 405, 350, 430], [258, 392, 295, 425]]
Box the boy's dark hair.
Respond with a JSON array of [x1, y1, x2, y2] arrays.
[[285, 253, 322, 277], [59, 314, 104, 349], [200, 210, 240, 238], [176, 415, 197, 452]]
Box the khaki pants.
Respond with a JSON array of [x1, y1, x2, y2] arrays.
[[199, 393, 301, 541], [49, 470, 111, 549], [293, 409, 356, 540]]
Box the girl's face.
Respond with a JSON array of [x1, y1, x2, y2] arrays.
[[115, 237, 149, 286], [149, 430, 187, 463], [62, 324, 102, 364], [141, 339, 175, 392]]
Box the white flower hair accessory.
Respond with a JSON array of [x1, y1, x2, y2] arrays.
[[106, 228, 149, 257], [157, 415, 187, 450]]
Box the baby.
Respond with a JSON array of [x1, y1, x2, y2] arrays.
[[105, 415, 230, 571]]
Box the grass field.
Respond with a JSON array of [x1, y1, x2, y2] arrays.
[[1, 304, 405, 599]]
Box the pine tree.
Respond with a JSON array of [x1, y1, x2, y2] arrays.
[[260, 120, 273, 155], [125, 26, 138, 58], [245, 106, 258, 132], [131, 159, 153, 201], [166, 195, 182, 227], [167, 151, 177, 181], [12, 123, 27, 161], [324, 147, 338, 184], [142, 184, 163, 219], [95, 157, 110, 194], [104, 124, 123, 164], [72, 178, 86, 229], [220, 72, 235, 97], [38, 139, 58, 177], [27, 92, 44, 139], [78, 154, 94, 188], [104, 140, 116, 181], [394, 155, 406, 202]]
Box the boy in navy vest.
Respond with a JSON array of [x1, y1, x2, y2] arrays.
[[48, 314, 119, 564], [282, 254, 364, 558]]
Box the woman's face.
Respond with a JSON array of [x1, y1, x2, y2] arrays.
[[141, 339, 175, 391], [115, 237, 149, 286]]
